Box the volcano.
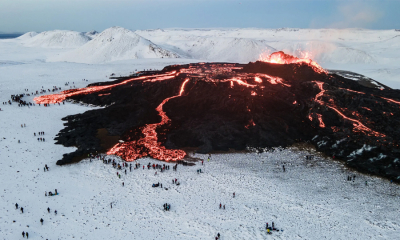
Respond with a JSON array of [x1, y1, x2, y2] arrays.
[[35, 52, 400, 182]]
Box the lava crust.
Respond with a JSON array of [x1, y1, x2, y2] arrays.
[[35, 56, 400, 182]]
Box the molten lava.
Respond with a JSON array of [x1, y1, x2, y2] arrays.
[[259, 51, 327, 74], [107, 78, 190, 161], [311, 81, 384, 137], [34, 71, 177, 104]]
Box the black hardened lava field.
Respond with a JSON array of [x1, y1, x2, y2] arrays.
[[35, 52, 400, 182]]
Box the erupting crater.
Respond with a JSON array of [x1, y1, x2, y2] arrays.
[[35, 52, 400, 181]]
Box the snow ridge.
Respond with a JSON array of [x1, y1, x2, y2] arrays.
[[16, 31, 38, 40], [22, 30, 91, 48], [177, 36, 277, 63], [51, 27, 180, 64]]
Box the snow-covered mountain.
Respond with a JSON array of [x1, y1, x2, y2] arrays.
[[22, 30, 91, 48], [160, 36, 277, 63], [51, 27, 180, 64], [16, 31, 38, 40]]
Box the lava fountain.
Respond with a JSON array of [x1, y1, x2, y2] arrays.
[[259, 51, 327, 74]]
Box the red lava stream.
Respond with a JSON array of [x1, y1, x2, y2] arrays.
[[106, 78, 190, 161]]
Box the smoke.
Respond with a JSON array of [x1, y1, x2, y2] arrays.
[[330, 1, 384, 28]]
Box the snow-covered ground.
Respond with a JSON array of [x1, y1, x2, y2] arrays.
[[0, 30, 399, 240]]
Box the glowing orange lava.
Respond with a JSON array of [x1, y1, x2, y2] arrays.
[[259, 51, 327, 74], [34, 71, 177, 104], [311, 81, 385, 137], [380, 96, 400, 106], [339, 88, 365, 95], [316, 114, 325, 128], [107, 78, 190, 162]]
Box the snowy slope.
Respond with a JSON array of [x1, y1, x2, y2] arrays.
[[51, 27, 180, 64], [16, 31, 38, 40], [22, 30, 91, 48], [158, 36, 277, 63]]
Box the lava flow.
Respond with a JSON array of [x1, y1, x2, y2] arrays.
[[106, 79, 190, 161], [311, 81, 385, 137], [34, 71, 177, 104], [35, 51, 400, 183]]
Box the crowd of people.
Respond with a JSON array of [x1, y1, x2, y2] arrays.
[[9, 86, 64, 107]]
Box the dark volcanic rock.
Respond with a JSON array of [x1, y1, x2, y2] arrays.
[[46, 61, 400, 182]]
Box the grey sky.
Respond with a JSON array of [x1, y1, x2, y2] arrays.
[[0, 0, 399, 33]]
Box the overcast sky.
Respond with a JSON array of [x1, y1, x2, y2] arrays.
[[0, 0, 399, 33]]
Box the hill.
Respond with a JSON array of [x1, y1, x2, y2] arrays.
[[22, 30, 91, 48], [51, 27, 180, 63]]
